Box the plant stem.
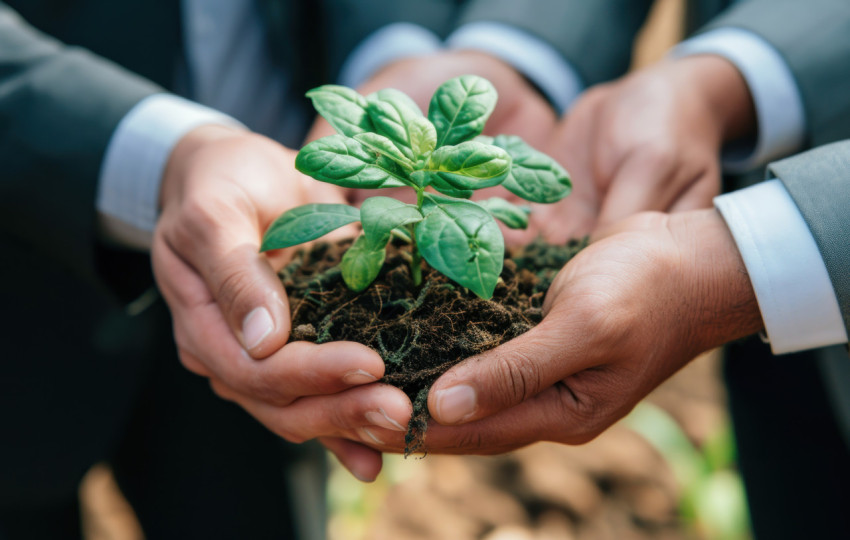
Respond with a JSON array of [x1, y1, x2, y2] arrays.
[[410, 188, 426, 286], [410, 237, 422, 286]]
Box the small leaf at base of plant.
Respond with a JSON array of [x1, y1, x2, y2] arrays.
[[340, 234, 387, 291]]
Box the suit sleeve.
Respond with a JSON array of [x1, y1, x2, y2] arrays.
[[453, 0, 655, 87], [698, 0, 850, 148], [767, 140, 850, 338], [0, 3, 161, 282]]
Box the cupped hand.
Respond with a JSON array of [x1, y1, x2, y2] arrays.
[[363, 209, 763, 455], [152, 125, 411, 480], [521, 55, 756, 245]]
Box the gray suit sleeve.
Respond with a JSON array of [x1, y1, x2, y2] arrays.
[[699, 0, 850, 148], [767, 140, 850, 336], [0, 3, 160, 280], [454, 0, 655, 87]]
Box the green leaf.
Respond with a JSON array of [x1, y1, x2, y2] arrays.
[[366, 89, 425, 161], [479, 198, 530, 229], [428, 75, 497, 147], [417, 196, 504, 299], [492, 135, 572, 203], [306, 85, 374, 137], [261, 204, 360, 251], [360, 196, 422, 246], [341, 234, 386, 292], [408, 116, 437, 159], [408, 170, 431, 189], [354, 132, 414, 168], [423, 141, 511, 190], [295, 135, 409, 189], [427, 174, 474, 199]]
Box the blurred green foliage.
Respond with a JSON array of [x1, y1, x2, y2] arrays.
[[626, 402, 751, 540]]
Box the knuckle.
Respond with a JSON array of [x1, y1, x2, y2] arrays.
[[491, 349, 543, 404], [271, 422, 307, 444], [214, 264, 256, 307], [551, 383, 602, 444], [246, 368, 293, 406], [639, 143, 677, 173], [173, 197, 220, 244], [450, 430, 486, 453], [556, 375, 623, 445], [208, 380, 234, 402], [177, 349, 209, 377]]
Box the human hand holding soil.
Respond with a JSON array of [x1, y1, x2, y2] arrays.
[[361, 209, 764, 454], [152, 125, 410, 481], [517, 55, 756, 246]]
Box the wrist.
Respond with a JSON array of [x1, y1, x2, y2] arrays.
[[670, 208, 763, 350], [672, 55, 756, 143]]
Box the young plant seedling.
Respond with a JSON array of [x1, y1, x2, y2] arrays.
[[261, 75, 571, 299]]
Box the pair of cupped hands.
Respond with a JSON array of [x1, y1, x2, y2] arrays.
[[152, 51, 762, 481]]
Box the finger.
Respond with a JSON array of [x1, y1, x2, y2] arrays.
[[427, 314, 591, 426], [321, 437, 384, 482], [182, 303, 386, 406], [158, 188, 292, 359], [544, 94, 606, 237], [590, 211, 669, 243], [419, 381, 632, 454], [215, 382, 411, 447], [667, 168, 721, 213], [175, 348, 213, 378], [595, 148, 679, 229]]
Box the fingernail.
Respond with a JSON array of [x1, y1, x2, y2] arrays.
[[434, 385, 477, 424], [243, 307, 274, 349], [343, 369, 378, 385], [365, 408, 406, 432], [357, 427, 384, 445]]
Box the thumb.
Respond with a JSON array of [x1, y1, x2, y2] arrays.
[[203, 242, 292, 358], [427, 315, 586, 425]]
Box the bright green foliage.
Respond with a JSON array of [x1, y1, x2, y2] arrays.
[[340, 234, 386, 292], [491, 135, 572, 203], [429, 75, 498, 147], [478, 198, 531, 230], [262, 75, 572, 299], [260, 204, 360, 251], [417, 195, 504, 299]]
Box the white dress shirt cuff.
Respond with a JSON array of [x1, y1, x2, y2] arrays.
[[446, 21, 583, 114], [673, 28, 805, 173], [97, 94, 244, 250], [338, 23, 443, 88], [714, 179, 847, 354]]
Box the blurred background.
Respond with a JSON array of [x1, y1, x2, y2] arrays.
[[78, 1, 751, 538]]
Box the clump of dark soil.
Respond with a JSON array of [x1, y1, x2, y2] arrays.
[[280, 238, 585, 455]]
